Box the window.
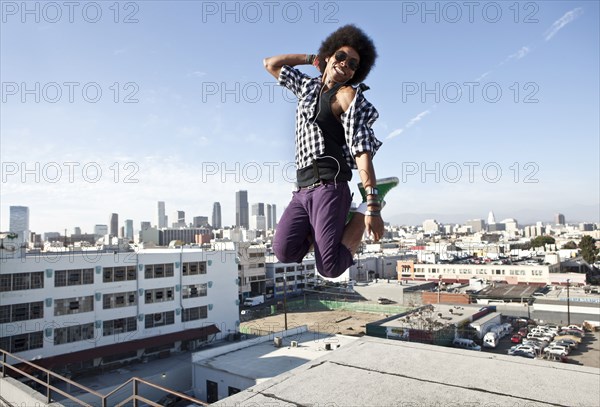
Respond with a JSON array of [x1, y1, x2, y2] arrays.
[[12, 274, 30, 290], [54, 296, 94, 316], [182, 305, 208, 322], [144, 287, 175, 304], [2, 331, 43, 353], [182, 261, 207, 276], [103, 317, 137, 336], [54, 323, 95, 345], [145, 311, 175, 328], [145, 264, 176, 279], [0, 274, 11, 292], [103, 291, 137, 309], [55, 269, 93, 287], [182, 283, 207, 299]]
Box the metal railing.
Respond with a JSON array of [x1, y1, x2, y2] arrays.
[[0, 349, 208, 406]]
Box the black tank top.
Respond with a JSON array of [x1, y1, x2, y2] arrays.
[[314, 84, 352, 179]]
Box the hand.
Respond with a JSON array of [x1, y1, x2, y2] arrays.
[[312, 55, 321, 72], [364, 215, 384, 241]]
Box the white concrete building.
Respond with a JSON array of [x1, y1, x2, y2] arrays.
[[0, 247, 239, 374], [191, 327, 358, 403], [265, 256, 318, 298]]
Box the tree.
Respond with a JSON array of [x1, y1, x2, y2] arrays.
[[579, 236, 599, 264], [562, 241, 578, 250], [530, 236, 555, 248]]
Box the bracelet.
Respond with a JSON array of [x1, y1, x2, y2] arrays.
[[306, 54, 316, 65], [367, 198, 381, 207], [365, 210, 381, 217]]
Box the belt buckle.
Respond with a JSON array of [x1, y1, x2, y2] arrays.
[[305, 180, 322, 190]]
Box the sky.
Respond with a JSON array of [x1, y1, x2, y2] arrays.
[[1, 0, 599, 234]]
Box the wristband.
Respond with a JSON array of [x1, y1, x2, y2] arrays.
[[365, 186, 379, 196], [367, 198, 381, 207], [365, 210, 381, 217], [306, 54, 317, 65]]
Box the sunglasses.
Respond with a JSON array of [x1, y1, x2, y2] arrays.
[[334, 51, 359, 71]]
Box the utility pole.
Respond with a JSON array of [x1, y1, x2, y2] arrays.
[[566, 279, 571, 326]]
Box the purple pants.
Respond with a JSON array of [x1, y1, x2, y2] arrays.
[[273, 182, 353, 278]]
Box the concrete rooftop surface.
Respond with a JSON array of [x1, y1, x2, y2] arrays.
[[215, 336, 600, 407]]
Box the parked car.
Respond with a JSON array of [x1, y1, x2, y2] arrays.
[[453, 338, 481, 351], [559, 330, 584, 338], [518, 327, 528, 337], [511, 349, 536, 359], [545, 346, 569, 357], [550, 340, 578, 350], [511, 334, 523, 344], [554, 334, 582, 344], [561, 325, 584, 333], [508, 345, 536, 355], [527, 332, 554, 342]]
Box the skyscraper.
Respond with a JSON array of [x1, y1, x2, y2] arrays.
[[157, 201, 167, 228], [212, 202, 222, 229], [124, 219, 134, 240], [172, 211, 186, 228], [236, 191, 249, 229], [109, 213, 118, 237], [251, 203, 265, 216], [266, 204, 277, 230], [555, 213, 565, 225], [9, 206, 30, 242]]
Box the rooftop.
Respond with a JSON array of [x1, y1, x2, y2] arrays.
[[217, 336, 600, 407]]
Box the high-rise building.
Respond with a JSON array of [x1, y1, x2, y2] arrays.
[[423, 219, 440, 233], [555, 213, 565, 225], [236, 191, 249, 229], [266, 204, 277, 230], [157, 201, 167, 228], [251, 203, 265, 216], [109, 213, 118, 237], [172, 211, 186, 228], [9, 206, 30, 242], [124, 219, 134, 240], [466, 219, 485, 233], [193, 216, 209, 228], [74, 227, 81, 235], [140, 221, 151, 230], [212, 202, 222, 229], [487, 211, 496, 225], [94, 224, 108, 237]]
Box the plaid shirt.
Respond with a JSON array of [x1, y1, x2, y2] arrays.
[[278, 65, 383, 170]]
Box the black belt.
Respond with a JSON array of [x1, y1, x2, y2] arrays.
[[296, 158, 351, 188]]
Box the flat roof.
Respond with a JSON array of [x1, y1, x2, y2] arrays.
[[379, 304, 482, 328], [478, 284, 539, 299], [194, 332, 358, 384], [217, 336, 600, 407]]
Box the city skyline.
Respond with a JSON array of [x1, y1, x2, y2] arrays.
[[2, 200, 597, 237], [1, 1, 598, 233]]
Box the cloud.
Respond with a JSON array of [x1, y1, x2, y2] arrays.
[[386, 109, 431, 140], [405, 110, 431, 129], [544, 8, 584, 41]]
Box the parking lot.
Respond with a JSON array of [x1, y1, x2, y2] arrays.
[[482, 328, 600, 368]]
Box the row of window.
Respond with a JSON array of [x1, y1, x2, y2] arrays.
[[0, 331, 43, 353], [416, 268, 547, 277], [145, 287, 174, 304], [0, 262, 211, 292], [55, 296, 94, 316], [55, 269, 94, 287], [144, 263, 174, 279], [103, 266, 137, 282], [0, 272, 43, 292], [0, 302, 43, 324], [104, 291, 137, 309], [2, 305, 210, 352]]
